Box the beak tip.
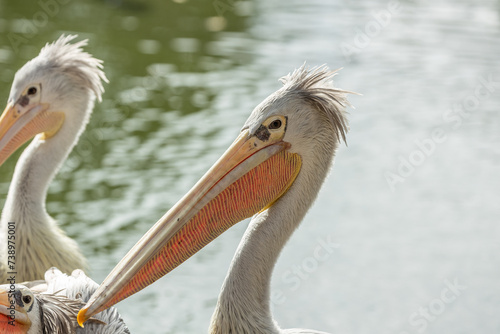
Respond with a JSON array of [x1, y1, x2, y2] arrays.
[[77, 307, 88, 327]]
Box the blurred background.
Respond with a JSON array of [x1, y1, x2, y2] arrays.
[[0, 0, 499, 333]]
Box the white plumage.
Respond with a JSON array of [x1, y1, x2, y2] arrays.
[[0, 35, 107, 282]]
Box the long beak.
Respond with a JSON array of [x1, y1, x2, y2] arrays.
[[0, 102, 63, 166], [78, 129, 302, 326], [0, 286, 31, 332]]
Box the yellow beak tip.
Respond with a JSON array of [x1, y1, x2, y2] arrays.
[[77, 308, 88, 327]]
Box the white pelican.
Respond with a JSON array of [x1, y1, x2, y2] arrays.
[[78, 65, 352, 333], [0, 267, 129, 333], [0, 35, 107, 282]]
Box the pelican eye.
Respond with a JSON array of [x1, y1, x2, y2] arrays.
[[22, 295, 32, 304], [269, 119, 282, 130], [27, 87, 37, 96]]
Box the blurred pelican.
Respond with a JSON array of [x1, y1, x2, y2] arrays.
[[0, 35, 107, 282], [0, 267, 129, 333], [78, 65, 352, 333]]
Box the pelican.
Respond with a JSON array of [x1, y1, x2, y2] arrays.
[[0, 283, 81, 333], [0, 35, 107, 282], [0, 267, 129, 333], [78, 65, 352, 333]]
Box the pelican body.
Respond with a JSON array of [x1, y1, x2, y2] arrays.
[[79, 65, 351, 333], [0, 35, 107, 282]]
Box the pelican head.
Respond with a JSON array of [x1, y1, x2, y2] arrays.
[[0, 284, 41, 333], [243, 66, 349, 171], [0, 34, 107, 167], [78, 65, 352, 327], [0, 282, 95, 334]]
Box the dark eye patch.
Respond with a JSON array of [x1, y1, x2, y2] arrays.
[[13, 290, 24, 306], [18, 95, 29, 107], [254, 124, 270, 141]]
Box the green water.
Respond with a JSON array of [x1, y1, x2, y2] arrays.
[[0, 0, 252, 251]]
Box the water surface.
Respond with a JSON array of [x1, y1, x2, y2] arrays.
[[0, 0, 499, 333]]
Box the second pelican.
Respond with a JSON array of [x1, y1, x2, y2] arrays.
[[79, 65, 352, 333], [0, 35, 107, 282]]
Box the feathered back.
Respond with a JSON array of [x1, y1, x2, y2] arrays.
[[37, 293, 83, 334], [280, 64, 352, 143], [44, 268, 130, 334]]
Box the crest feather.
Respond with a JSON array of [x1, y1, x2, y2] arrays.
[[37, 293, 83, 334], [36, 34, 108, 101], [280, 64, 355, 143]]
